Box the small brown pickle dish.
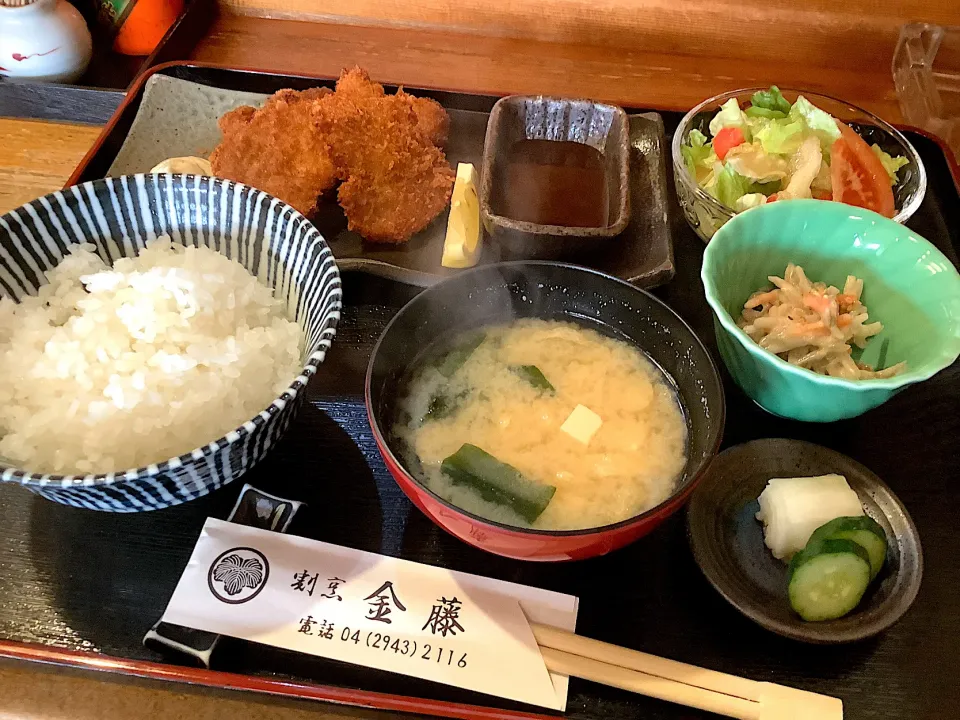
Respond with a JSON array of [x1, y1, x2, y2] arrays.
[[480, 96, 631, 260]]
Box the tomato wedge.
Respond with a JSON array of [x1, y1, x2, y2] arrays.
[[830, 122, 895, 217], [713, 127, 745, 161]]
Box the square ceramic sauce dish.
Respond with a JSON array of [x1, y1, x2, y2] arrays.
[[480, 96, 631, 260]]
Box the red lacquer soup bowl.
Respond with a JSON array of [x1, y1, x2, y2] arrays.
[[365, 262, 725, 561]]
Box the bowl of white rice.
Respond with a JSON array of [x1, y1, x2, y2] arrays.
[[0, 174, 341, 511]]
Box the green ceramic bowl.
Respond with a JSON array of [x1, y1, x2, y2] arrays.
[[701, 200, 960, 422]]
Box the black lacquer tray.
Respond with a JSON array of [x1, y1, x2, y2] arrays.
[[0, 84, 958, 720]]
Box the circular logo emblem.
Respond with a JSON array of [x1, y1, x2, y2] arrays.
[[207, 547, 270, 604]]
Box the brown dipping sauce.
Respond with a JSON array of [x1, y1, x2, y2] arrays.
[[492, 139, 609, 228]]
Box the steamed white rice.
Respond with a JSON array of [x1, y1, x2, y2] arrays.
[[0, 239, 302, 475]]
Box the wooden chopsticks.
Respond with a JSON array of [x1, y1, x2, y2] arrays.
[[531, 623, 843, 720], [539, 646, 762, 719]]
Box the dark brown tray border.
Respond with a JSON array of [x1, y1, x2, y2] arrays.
[[900, 125, 960, 194], [19, 59, 957, 719], [0, 639, 551, 720]]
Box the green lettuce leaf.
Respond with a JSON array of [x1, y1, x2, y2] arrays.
[[871, 144, 909, 185], [681, 129, 713, 176], [709, 98, 750, 139], [789, 96, 841, 149], [706, 163, 752, 208], [750, 86, 791, 114], [755, 118, 806, 155], [745, 106, 788, 120]]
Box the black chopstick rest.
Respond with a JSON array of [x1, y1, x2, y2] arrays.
[[142, 484, 304, 668]]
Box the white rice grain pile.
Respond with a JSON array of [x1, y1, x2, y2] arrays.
[[0, 239, 302, 475]]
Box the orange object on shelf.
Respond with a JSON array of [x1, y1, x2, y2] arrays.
[[112, 0, 183, 56]]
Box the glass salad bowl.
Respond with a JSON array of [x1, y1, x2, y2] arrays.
[[671, 88, 927, 242]]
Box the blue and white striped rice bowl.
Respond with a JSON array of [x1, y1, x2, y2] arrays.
[[0, 174, 342, 512]]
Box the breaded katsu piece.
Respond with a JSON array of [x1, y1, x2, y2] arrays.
[[398, 90, 450, 147], [336, 67, 450, 146], [316, 97, 455, 243], [209, 88, 336, 216], [314, 70, 455, 243], [208, 69, 454, 240], [334, 67, 386, 102]]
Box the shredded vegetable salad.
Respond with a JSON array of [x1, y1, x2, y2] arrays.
[[681, 87, 908, 217], [738, 264, 906, 380]]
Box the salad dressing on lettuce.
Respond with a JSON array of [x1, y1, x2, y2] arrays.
[[681, 87, 908, 216]]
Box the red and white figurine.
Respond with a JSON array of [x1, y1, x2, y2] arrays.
[[0, 0, 92, 83]]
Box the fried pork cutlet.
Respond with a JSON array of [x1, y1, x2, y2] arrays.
[[399, 90, 450, 147], [315, 69, 455, 243], [334, 67, 386, 102], [209, 88, 336, 217], [335, 67, 450, 146]]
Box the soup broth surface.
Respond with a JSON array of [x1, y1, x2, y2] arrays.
[[394, 319, 687, 530]]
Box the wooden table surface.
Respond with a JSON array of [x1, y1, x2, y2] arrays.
[[0, 118, 102, 214], [192, 12, 906, 121]]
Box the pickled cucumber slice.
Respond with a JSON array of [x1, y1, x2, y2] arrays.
[[788, 538, 871, 622]]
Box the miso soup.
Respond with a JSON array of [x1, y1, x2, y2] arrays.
[[393, 319, 688, 530]]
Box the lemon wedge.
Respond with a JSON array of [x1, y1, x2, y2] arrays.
[[441, 163, 482, 268]]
